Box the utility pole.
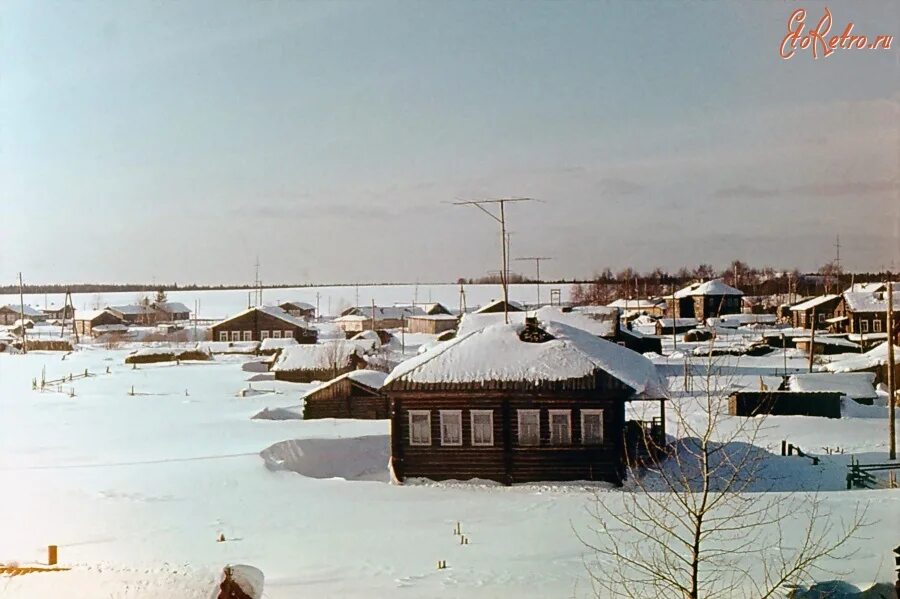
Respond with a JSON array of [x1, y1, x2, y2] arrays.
[[834, 234, 842, 272], [515, 257, 553, 308], [316, 292, 320, 320], [254, 256, 262, 306], [808, 308, 817, 373], [18, 272, 27, 354], [887, 281, 896, 460], [452, 197, 538, 324]]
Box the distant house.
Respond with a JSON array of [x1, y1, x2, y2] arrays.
[[835, 284, 900, 339], [667, 280, 743, 320], [74, 310, 126, 337], [383, 317, 666, 486], [279, 301, 316, 319], [271, 340, 368, 383], [42, 305, 74, 321], [422, 302, 453, 315], [302, 369, 389, 419], [788, 295, 843, 330], [108, 304, 156, 324], [336, 305, 425, 332], [211, 306, 317, 344], [474, 299, 525, 314], [0, 304, 45, 325], [152, 301, 191, 322], [606, 298, 666, 317]]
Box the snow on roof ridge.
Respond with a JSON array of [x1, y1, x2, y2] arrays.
[[789, 294, 840, 311]]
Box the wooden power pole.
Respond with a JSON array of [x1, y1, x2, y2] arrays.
[[17, 272, 27, 354], [452, 197, 537, 324], [887, 281, 896, 460], [515, 256, 552, 308]]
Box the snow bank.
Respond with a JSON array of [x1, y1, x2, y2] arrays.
[[259, 337, 298, 351], [259, 436, 390, 482], [252, 406, 302, 420]]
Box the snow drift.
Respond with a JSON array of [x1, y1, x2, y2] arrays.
[[259, 436, 390, 482]]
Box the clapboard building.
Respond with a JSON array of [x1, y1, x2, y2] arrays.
[[384, 318, 666, 486], [667, 279, 743, 320], [788, 294, 843, 330], [302, 370, 389, 419]]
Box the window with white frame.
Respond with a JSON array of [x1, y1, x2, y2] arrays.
[[260, 330, 270, 340], [517, 409, 540, 446], [860, 320, 869, 333], [818, 313, 825, 322], [243, 330, 252, 341], [873, 320, 882, 333], [230, 331, 241, 342], [409, 410, 431, 446], [581, 409, 604, 445], [471, 410, 494, 446], [440, 410, 463, 446], [549, 410, 572, 445], [218, 331, 228, 342], [273, 330, 282, 338]]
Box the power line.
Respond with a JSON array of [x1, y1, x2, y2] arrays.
[[514, 257, 553, 307]]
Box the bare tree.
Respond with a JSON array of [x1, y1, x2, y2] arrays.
[[580, 354, 866, 599]]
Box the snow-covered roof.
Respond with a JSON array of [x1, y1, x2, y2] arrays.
[[787, 372, 877, 400], [280, 301, 315, 310], [197, 340, 260, 354], [1, 304, 43, 317], [573, 305, 619, 317], [842, 288, 900, 313], [789, 295, 841, 312], [672, 279, 743, 298], [272, 340, 366, 372], [342, 305, 425, 320], [708, 314, 777, 327], [259, 337, 299, 351], [153, 301, 191, 314], [843, 282, 886, 294], [822, 342, 900, 373], [606, 298, 665, 309], [92, 324, 128, 333], [302, 368, 388, 398], [533, 306, 616, 337], [214, 305, 310, 329], [108, 304, 155, 315], [793, 335, 859, 349], [74, 309, 116, 321], [407, 313, 459, 321], [474, 299, 525, 314], [384, 320, 666, 397], [656, 318, 699, 327]]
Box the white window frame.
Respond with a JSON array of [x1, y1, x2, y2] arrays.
[[818, 313, 825, 323], [409, 410, 432, 446], [273, 330, 282, 338], [517, 409, 540, 447], [243, 330, 252, 341], [580, 409, 604, 445], [230, 331, 241, 342], [860, 320, 869, 333], [260, 330, 270, 340], [549, 409, 572, 446], [470, 410, 494, 447], [218, 331, 228, 342], [283, 330, 293, 340], [439, 410, 463, 447], [873, 319, 882, 333]]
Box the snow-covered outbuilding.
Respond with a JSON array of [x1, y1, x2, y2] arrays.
[[383, 317, 667, 486], [271, 340, 369, 383], [0, 304, 45, 325], [787, 372, 878, 404], [278, 301, 316, 319], [473, 299, 525, 314], [74, 309, 126, 337], [337, 305, 425, 332], [302, 369, 389, 420], [666, 279, 743, 320]]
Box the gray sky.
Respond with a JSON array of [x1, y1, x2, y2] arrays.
[[1, 0, 898, 285]]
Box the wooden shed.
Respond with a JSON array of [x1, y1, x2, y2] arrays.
[[271, 340, 368, 383], [406, 314, 459, 335], [728, 391, 842, 419], [74, 310, 126, 337], [211, 306, 317, 344], [384, 318, 666, 486], [279, 301, 316, 319], [302, 370, 389, 419]]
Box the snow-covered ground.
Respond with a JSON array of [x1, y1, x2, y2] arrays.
[[1, 342, 898, 597]]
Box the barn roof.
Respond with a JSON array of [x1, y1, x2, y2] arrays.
[[384, 319, 665, 396], [789, 294, 841, 311], [280, 301, 315, 310], [341, 305, 425, 319], [474, 299, 525, 313], [787, 372, 877, 400], [302, 369, 388, 398], [154, 301, 191, 314], [74, 309, 120, 322], [108, 304, 155, 315], [842, 286, 900, 313]]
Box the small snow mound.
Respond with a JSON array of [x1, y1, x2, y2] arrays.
[[241, 360, 270, 373], [252, 406, 302, 421], [259, 436, 390, 482]]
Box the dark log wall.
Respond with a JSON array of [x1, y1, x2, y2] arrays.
[[303, 378, 389, 419], [728, 391, 842, 418], [212, 311, 316, 343], [390, 392, 627, 485]]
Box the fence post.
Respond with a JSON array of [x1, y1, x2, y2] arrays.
[[48, 545, 57, 566]]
